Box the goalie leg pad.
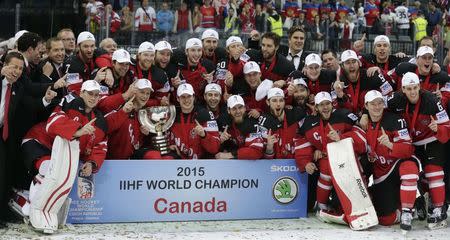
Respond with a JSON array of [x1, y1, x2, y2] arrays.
[[327, 138, 378, 230], [28, 136, 79, 233]]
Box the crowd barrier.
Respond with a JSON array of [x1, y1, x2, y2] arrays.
[[67, 159, 308, 223]]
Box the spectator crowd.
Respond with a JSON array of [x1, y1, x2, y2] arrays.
[[0, 0, 449, 236]]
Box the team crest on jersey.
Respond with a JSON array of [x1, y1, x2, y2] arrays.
[[190, 129, 197, 138]]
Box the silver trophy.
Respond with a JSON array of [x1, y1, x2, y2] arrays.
[[138, 106, 176, 155]]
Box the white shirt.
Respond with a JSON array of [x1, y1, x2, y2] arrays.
[[135, 6, 156, 27], [286, 49, 303, 70], [0, 78, 9, 127]]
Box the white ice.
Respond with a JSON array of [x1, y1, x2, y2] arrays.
[[1, 213, 450, 240]]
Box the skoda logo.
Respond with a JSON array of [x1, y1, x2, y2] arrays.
[[272, 177, 298, 204]]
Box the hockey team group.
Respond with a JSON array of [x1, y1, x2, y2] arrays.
[[0, 26, 449, 234]]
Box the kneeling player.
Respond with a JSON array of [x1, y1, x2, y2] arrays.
[[14, 80, 109, 233], [294, 92, 367, 225], [364, 90, 418, 231], [215, 95, 264, 159], [387, 72, 450, 229]]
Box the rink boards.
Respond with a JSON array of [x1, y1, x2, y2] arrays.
[[66, 159, 308, 223]]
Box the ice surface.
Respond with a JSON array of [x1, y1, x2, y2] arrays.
[[2, 214, 450, 240]]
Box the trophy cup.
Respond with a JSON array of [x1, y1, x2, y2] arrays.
[[138, 106, 176, 155]]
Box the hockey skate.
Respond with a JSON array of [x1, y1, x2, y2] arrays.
[[427, 206, 448, 230], [8, 188, 30, 219], [316, 208, 346, 225], [400, 209, 413, 232]]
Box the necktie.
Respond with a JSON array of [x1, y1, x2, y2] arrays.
[[57, 66, 63, 78], [2, 83, 11, 141]]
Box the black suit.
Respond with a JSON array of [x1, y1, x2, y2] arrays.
[[0, 77, 47, 220], [278, 45, 310, 72]]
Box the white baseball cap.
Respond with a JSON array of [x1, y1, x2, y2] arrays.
[[226, 36, 243, 48], [267, 87, 285, 99], [243, 61, 261, 74], [227, 95, 245, 108], [374, 35, 390, 45], [112, 49, 132, 63], [364, 90, 383, 103], [201, 29, 219, 40], [138, 41, 155, 54], [305, 53, 322, 66], [77, 31, 95, 45], [314, 91, 332, 104], [401, 72, 420, 87], [177, 83, 195, 96], [81, 80, 101, 92], [204, 83, 222, 94], [292, 78, 308, 88], [135, 78, 153, 91], [14, 30, 28, 44], [185, 38, 203, 49], [155, 40, 172, 52], [340, 50, 359, 63], [416, 46, 434, 57]]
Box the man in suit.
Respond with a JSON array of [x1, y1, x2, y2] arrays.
[[39, 38, 68, 101], [0, 52, 56, 227], [278, 26, 310, 72]]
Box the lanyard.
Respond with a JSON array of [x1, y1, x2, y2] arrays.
[[180, 112, 192, 145], [308, 79, 321, 95], [415, 68, 431, 90], [318, 119, 328, 152], [405, 96, 421, 135], [383, 60, 389, 72], [367, 119, 381, 156], [137, 63, 152, 81], [261, 56, 276, 79], [279, 114, 289, 153], [347, 72, 361, 112]]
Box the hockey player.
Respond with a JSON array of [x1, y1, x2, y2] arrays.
[[154, 41, 179, 81], [130, 42, 170, 102], [215, 36, 245, 94], [95, 49, 136, 113], [215, 95, 264, 160], [234, 61, 268, 118], [171, 38, 215, 101], [353, 35, 408, 84], [294, 91, 367, 224], [167, 83, 220, 159], [389, 46, 450, 107], [334, 50, 394, 115], [386, 72, 450, 229], [302, 53, 336, 96], [104, 79, 168, 160], [364, 90, 418, 231], [203, 83, 227, 120], [246, 32, 295, 87], [16, 80, 109, 233], [64, 32, 111, 94], [260, 88, 307, 159], [201, 29, 227, 65]]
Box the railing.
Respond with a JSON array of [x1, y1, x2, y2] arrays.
[[0, 3, 446, 64]]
